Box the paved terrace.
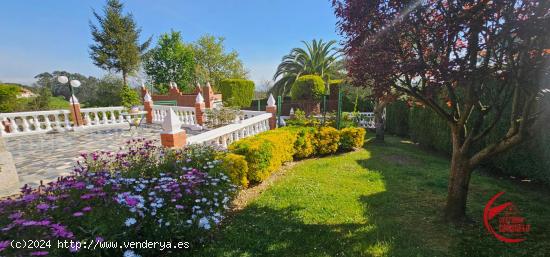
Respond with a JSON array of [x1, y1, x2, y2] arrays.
[[4, 125, 202, 187]]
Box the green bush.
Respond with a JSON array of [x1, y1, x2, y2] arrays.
[[120, 85, 141, 108], [220, 153, 249, 188], [314, 126, 341, 155], [0, 84, 21, 112], [219, 79, 255, 107], [229, 129, 297, 183], [290, 75, 326, 101], [339, 127, 366, 151]]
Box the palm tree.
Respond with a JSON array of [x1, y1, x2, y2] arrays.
[[269, 39, 342, 97]]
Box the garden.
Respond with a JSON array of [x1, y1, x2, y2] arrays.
[[1, 0, 549, 256]]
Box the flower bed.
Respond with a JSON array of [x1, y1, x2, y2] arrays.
[[0, 139, 237, 256]]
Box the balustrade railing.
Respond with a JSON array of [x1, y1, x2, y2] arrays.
[[187, 113, 271, 148], [0, 110, 72, 137], [239, 110, 266, 120], [152, 105, 196, 126], [80, 107, 126, 128]]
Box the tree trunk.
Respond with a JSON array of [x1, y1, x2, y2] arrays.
[[122, 71, 128, 87], [374, 110, 385, 142], [374, 99, 386, 142], [444, 129, 473, 223]]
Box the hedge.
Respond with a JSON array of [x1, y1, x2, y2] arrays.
[[228, 126, 367, 185], [385, 100, 550, 185], [218, 79, 255, 107], [290, 75, 326, 101]]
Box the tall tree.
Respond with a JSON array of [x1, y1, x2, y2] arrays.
[[191, 35, 248, 87], [334, 0, 550, 223], [89, 0, 151, 86], [144, 31, 195, 93], [269, 39, 341, 97]]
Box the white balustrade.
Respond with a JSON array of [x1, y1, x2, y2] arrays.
[[344, 112, 376, 129], [152, 105, 196, 126], [187, 113, 272, 148], [79, 107, 126, 128], [0, 110, 72, 137], [239, 110, 266, 121]]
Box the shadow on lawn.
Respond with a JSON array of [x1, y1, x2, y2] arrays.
[[200, 138, 550, 257], [201, 204, 395, 257], [355, 138, 550, 257]]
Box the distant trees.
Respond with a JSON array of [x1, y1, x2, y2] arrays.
[[143, 31, 195, 93], [89, 0, 151, 86], [190, 35, 248, 88], [34, 71, 126, 107]]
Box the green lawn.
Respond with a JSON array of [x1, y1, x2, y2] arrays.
[[197, 136, 550, 257]]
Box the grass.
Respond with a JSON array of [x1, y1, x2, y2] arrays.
[[195, 136, 550, 257]]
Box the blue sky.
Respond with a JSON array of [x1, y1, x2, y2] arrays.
[[0, 0, 341, 89]]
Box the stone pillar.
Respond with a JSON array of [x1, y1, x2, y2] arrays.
[[195, 92, 205, 127], [69, 95, 83, 127], [143, 92, 154, 124], [266, 94, 277, 130], [203, 82, 214, 108], [160, 109, 186, 148], [289, 108, 295, 119], [0, 137, 20, 197]]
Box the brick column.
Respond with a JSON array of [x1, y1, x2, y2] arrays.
[[143, 92, 154, 124], [69, 95, 83, 127], [266, 94, 277, 130], [195, 92, 205, 126], [160, 109, 186, 148], [203, 82, 214, 108]]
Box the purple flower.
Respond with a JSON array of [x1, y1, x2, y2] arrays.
[[0, 240, 10, 252], [8, 211, 23, 220], [95, 236, 104, 242], [82, 206, 92, 212], [36, 203, 50, 211], [73, 212, 84, 217], [22, 194, 38, 202], [50, 224, 74, 238], [30, 251, 49, 256], [175, 205, 184, 209]]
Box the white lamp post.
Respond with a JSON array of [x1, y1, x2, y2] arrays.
[[57, 76, 82, 126]]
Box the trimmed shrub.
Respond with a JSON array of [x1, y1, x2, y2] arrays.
[[290, 75, 326, 101], [339, 127, 366, 151], [280, 126, 316, 159], [229, 129, 297, 183], [219, 79, 255, 107], [314, 126, 341, 155], [220, 153, 249, 188]]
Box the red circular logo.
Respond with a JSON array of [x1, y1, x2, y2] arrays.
[[483, 191, 530, 243]]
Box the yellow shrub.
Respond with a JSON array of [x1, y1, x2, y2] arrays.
[[219, 153, 249, 188], [314, 126, 341, 155], [229, 129, 297, 183], [282, 126, 316, 159], [339, 127, 366, 151]]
